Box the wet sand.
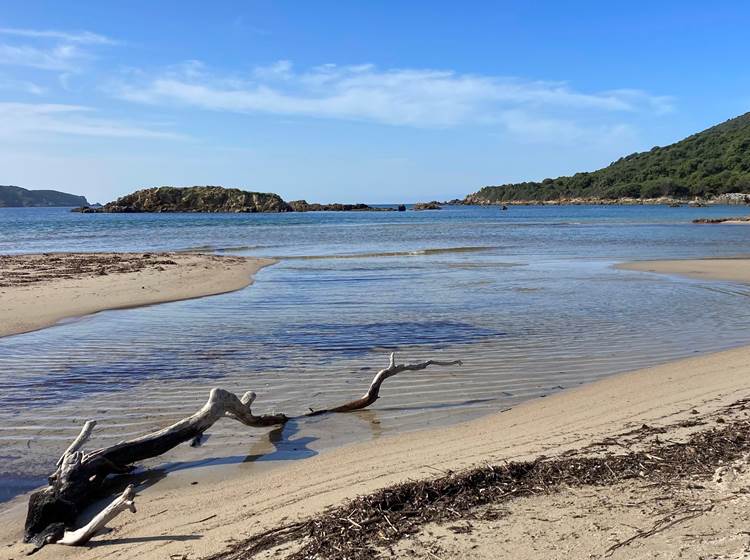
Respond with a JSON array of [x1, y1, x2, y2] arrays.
[[0, 253, 276, 338], [617, 256, 750, 283], [2, 257, 750, 559]]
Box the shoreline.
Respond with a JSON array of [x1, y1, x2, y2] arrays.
[[2, 256, 750, 558], [3, 340, 750, 558], [0, 252, 276, 338], [616, 256, 750, 283]]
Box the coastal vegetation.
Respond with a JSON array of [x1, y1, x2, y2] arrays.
[[467, 112, 750, 204], [0, 185, 88, 208]]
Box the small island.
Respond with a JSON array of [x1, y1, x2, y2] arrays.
[[73, 186, 391, 213], [413, 201, 442, 210]]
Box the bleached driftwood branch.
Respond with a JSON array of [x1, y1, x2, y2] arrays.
[[25, 388, 287, 549], [25, 354, 461, 550], [56, 420, 96, 467], [309, 352, 463, 414], [57, 485, 137, 545]]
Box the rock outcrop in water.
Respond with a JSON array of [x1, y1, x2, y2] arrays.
[[79, 186, 290, 213], [693, 216, 750, 224], [288, 200, 387, 212], [413, 201, 442, 210], [73, 187, 387, 214]]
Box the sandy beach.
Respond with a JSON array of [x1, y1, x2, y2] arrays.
[[618, 256, 750, 283], [0, 253, 276, 338], [2, 257, 750, 559]]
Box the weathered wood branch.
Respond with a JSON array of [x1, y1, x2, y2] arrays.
[[57, 485, 137, 545], [24, 354, 461, 551], [56, 420, 96, 467], [308, 352, 463, 414], [24, 388, 287, 549]]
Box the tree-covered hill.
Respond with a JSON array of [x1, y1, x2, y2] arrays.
[[0, 185, 89, 207], [468, 112, 750, 203]]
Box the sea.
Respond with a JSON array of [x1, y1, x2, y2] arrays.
[[2, 204, 750, 504]]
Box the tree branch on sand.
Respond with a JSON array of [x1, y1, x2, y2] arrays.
[[307, 353, 462, 415], [24, 353, 462, 551]]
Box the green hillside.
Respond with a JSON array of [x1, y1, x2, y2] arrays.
[[468, 112, 750, 203], [0, 185, 89, 207]]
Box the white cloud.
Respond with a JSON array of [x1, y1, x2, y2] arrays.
[[0, 28, 116, 45], [0, 43, 89, 71], [113, 61, 674, 132], [0, 27, 117, 73], [0, 102, 186, 140]]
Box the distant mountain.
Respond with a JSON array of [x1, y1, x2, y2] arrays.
[[467, 112, 750, 203], [0, 185, 89, 208]]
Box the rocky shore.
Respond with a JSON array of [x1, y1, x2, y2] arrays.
[[460, 192, 750, 207], [287, 200, 388, 212], [693, 216, 750, 224]]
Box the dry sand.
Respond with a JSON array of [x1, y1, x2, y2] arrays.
[[0, 253, 275, 338], [2, 257, 750, 559]]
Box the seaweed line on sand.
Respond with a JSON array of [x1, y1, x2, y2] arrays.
[[203, 398, 750, 560]]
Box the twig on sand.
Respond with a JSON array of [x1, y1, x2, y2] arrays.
[[604, 505, 714, 556]]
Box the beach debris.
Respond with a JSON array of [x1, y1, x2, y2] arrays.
[[56, 485, 137, 546], [604, 503, 714, 556], [0, 252, 186, 287], [24, 388, 287, 550], [22, 353, 462, 551], [205, 402, 750, 560], [307, 353, 462, 415]]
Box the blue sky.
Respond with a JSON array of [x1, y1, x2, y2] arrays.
[[0, 1, 749, 203]]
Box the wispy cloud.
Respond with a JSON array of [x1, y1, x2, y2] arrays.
[[113, 61, 674, 133], [0, 28, 116, 45], [0, 43, 89, 71], [0, 27, 117, 73], [0, 102, 186, 140]]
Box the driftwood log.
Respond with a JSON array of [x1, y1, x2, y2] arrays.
[[24, 353, 461, 550]]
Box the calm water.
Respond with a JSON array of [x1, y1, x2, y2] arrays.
[[2, 204, 750, 503]]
